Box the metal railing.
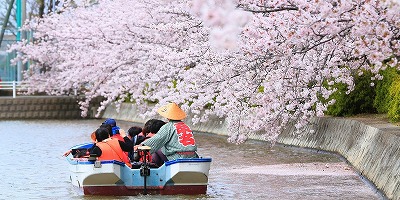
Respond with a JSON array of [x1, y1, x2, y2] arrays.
[[0, 81, 25, 98], [0, 81, 81, 98]]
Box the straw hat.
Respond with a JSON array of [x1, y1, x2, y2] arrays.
[[157, 102, 187, 120]]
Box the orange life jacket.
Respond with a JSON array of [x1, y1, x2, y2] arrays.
[[111, 134, 129, 157], [96, 138, 132, 168], [112, 134, 124, 141]]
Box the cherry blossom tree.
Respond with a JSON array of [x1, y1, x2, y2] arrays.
[[10, 0, 400, 143]]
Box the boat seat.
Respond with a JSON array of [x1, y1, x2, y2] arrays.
[[131, 161, 159, 169]]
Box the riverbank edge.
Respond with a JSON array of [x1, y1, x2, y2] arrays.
[[0, 96, 102, 119], [101, 103, 399, 200]]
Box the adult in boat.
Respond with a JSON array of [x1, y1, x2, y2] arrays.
[[90, 127, 132, 168], [136, 102, 198, 165]]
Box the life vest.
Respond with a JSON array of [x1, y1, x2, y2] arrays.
[[96, 138, 132, 168], [139, 150, 152, 163], [112, 134, 124, 141], [137, 134, 154, 163], [111, 134, 129, 157]]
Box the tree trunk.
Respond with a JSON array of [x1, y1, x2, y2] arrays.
[[38, 0, 44, 18]]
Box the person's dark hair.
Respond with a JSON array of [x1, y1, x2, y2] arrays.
[[142, 119, 157, 135], [148, 120, 166, 134], [95, 128, 110, 142], [128, 126, 142, 138], [100, 123, 112, 137]]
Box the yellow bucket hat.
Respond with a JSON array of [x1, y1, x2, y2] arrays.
[[157, 102, 187, 120]]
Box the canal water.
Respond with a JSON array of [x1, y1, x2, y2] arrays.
[[0, 120, 383, 200]]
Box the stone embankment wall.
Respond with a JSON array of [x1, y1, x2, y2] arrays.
[[0, 96, 102, 119], [102, 103, 399, 200]]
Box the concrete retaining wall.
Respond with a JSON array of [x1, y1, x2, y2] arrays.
[[0, 96, 102, 119], [102, 103, 399, 200], [278, 117, 399, 200]]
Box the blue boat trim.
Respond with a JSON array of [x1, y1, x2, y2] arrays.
[[67, 157, 211, 167], [165, 158, 212, 166], [67, 157, 125, 166], [69, 142, 94, 149]]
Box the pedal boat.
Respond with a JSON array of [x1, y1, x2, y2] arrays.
[[66, 143, 212, 196]]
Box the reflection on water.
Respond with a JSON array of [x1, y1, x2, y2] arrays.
[[0, 120, 382, 200]]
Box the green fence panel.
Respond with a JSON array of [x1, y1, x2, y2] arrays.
[[0, 39, 17, 82]]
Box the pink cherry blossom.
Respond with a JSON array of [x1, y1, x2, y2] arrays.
[[10, 0, 400, 144]]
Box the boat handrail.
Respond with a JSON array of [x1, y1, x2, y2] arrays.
[[69, 142, 94, 150], [165, 158, 212, 166], [67, 157, 126, 166]]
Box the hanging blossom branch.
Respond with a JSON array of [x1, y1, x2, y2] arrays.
[[9, 0, 400, 144]]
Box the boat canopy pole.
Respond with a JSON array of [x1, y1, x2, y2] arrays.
[[139, 146, 151, 195], [0, 0, 16, 47]]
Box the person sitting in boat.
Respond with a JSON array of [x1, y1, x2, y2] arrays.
[[133, 127, 147, 146], [133, 119, 167, 166], [62, 131, 97, 157], [135, 119, 166, 145], [128, 126, 142, 146], [100, 123, 133, 156], [144, 119, 167, 166], [135, 102, 199, 166], [145, 119, 167, 138], [102, 118, 123, 140], [127, 126, 142, 161], [63, 123, 133, 158], [131, 119, 160, 162], [90, 127, 132, 168]]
